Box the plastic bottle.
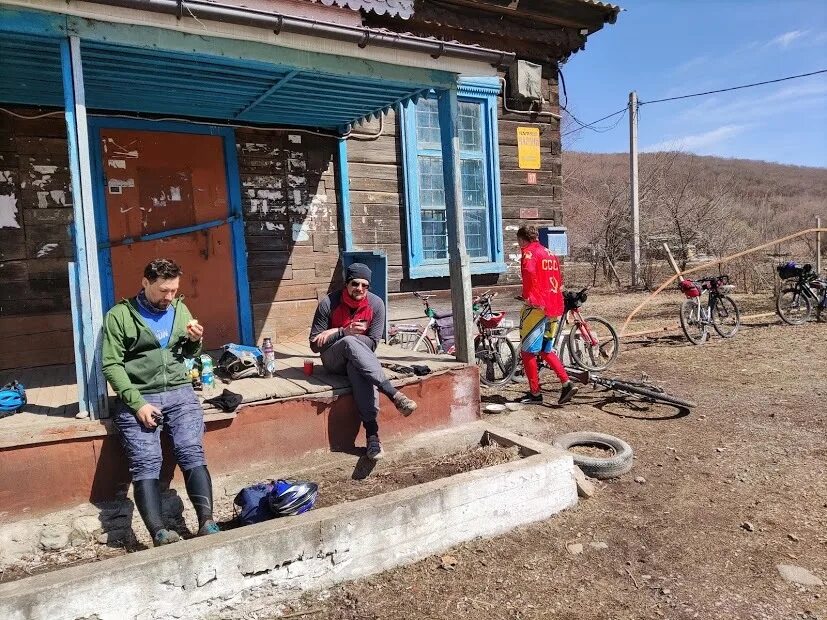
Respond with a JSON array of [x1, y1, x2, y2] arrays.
[[185, 357, 201, 389], [262, 337, 276, 378], [200, 354, 215, 393]]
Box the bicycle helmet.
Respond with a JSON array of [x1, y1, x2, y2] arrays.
[[0, 381, 26, 414], [267, 480, 318, 517], [478, 312, 505, 329], [218, 345, 262, 380]]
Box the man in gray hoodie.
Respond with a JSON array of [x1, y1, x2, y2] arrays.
[[309, 263, 417, 459]]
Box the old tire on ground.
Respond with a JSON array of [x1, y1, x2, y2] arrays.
[[553, 431, 633, 480]]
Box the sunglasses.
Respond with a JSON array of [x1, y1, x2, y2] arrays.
[[348, 281, 369, 289]]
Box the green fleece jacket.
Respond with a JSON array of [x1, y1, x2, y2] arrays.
[[101, 297, 202, 413]]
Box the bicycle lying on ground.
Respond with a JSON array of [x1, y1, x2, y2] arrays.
[[678, 275, 740, 345], [566, 367, 695, 410], [775, 261, 827, 324], [386, 291, 517, 387]]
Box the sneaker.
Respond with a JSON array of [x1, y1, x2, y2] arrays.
[[197, 520, 221, 537], [517, 392, 543, 405], [366, 434, 385, 460], [393, 392, 417, 417], [152, 529, 181, 547], [558, 382, 579, 405]]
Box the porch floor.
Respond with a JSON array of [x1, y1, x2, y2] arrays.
[[0, 343, 466, 449]]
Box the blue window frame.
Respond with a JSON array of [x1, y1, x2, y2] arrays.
[[401, 77, 505, 279]]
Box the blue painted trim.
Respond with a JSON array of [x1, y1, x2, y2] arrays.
[[335, 138, 353, 253], [87, 117, 254, 345], [410, 262, 508, 279], [223, 127, 254, 346], [87, 120, 115, 310], [67, 261, 89, 418], [458, 76, 502, 96], [400, 99, 424, 267], [0, 6, 67, 37], [61, 38, 97, 420], [400, 80, 505, 279], [98, 218, 235, 248]]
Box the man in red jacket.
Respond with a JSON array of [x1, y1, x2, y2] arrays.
[[516, 225, 577, 405], [309, 263, 417, 460]]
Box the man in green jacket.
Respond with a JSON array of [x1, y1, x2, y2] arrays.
[[102, 258, 219, 546]]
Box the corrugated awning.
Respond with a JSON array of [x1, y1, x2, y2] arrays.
[[0, 31, 437, 131]]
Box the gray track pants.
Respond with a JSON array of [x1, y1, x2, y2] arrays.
[[320, 336, 396, 431]]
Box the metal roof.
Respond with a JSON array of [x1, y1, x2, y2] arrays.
[[0, 31, 436, 131]]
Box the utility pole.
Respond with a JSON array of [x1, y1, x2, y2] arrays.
[[817, 216, 822, 275], [629, 91, 641, 288]]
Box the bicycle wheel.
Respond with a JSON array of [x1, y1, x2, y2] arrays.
[[567, 317, 620, 371], [711, 295, 740, 338], [475, 335, 517, 387], [679, 298, 708, 345], [389, 330, 436, 354], [776, 288, 812, 325], [608, 380, 696, 409]]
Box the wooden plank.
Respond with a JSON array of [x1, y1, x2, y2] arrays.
[[348, 177, 400, 193], [348, 162, 400, 181]]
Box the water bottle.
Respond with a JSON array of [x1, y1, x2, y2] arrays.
[[185, 357, 201, 389], [200, 354, 215, 393], [262, 337, 276, 378]]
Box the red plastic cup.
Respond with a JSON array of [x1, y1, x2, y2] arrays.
[[303, 359, 314, 376]]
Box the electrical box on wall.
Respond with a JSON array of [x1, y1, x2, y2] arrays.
[[508, 60, 543, 101], [539, 226, 569, 257]]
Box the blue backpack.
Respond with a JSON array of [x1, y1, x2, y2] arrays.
[[233, 479, 319, 525], [233, 482, 275, 525]]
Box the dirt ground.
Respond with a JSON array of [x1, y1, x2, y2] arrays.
[[221, 318, 826, 620]]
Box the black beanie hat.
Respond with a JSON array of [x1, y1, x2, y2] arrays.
[[346, 262, 372, 284]]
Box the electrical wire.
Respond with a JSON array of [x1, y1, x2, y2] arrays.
[[639, 68, 827, 105], [0, 106, 387, 140], [560, 68, 827, 139], [561, 106, 626, 137], [558, 68, 568, 109], [0, 107, 63, 120]]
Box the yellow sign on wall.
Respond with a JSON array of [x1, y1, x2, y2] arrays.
[[517, 127, 541, 170]]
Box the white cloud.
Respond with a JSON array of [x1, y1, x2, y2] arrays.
[[768, 30, 809, 48], [674, 55, 708, 74], [644, 124, 749, 154]]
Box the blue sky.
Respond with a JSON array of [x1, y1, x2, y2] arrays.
[[561, 0, 827, 168]]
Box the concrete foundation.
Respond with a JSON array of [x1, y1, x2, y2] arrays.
[[0, 424, 577, 620], [0, 367, 479, 519]]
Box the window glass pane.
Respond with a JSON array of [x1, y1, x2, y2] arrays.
[[464, 209, 489, 258], [460, 159, 485, 208], [422, 209, 448, 260], [458, 102, 482, 152], [416, 99, 441, 148], [418, 155, 445, 208]]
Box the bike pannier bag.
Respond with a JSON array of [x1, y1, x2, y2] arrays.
[[777, 263, 803, 280], [435, 315, 455, 353], [679, 280, 701, 298]]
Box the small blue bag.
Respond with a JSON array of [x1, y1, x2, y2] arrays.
[[233, 481, 275, 525]]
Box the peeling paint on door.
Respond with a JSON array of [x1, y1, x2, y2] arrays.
[[36, 243, 59, 258], [292, 222, 311, 241], [0, 193, 20, 229]]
